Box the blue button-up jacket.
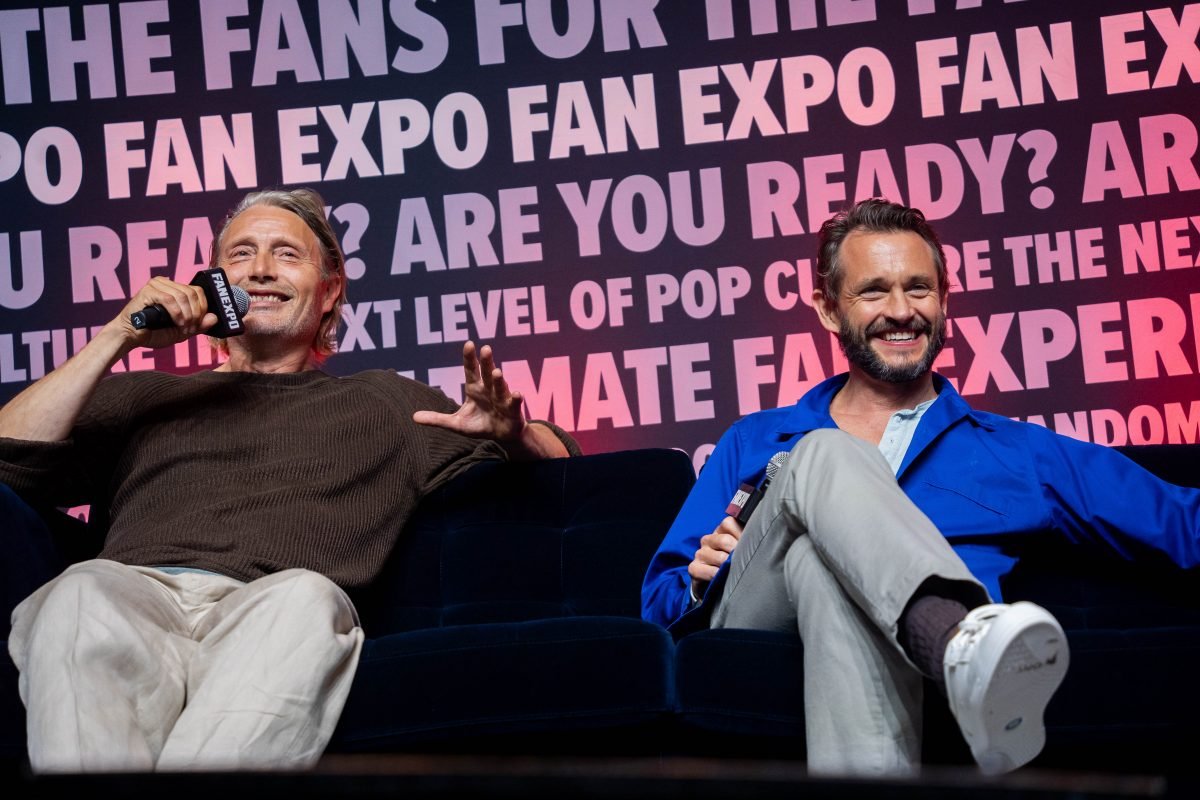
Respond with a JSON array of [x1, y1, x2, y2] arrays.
[[641, 373, 1200, 631]]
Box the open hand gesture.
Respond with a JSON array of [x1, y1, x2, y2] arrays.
[[412, 341, 525, 443]]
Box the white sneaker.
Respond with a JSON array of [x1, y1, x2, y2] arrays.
[[943, 601, 1069, 775]]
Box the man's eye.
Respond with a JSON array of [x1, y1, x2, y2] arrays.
[[276, 249, 300, 261], [227, 248, 252, 260]]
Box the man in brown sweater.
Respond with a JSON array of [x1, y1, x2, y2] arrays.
[[0, 188, 576, 773]]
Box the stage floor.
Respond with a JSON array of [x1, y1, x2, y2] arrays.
[[4, 753, 1193, 800]]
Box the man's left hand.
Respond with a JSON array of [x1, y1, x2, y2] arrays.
[[413, 340, 525, 442]]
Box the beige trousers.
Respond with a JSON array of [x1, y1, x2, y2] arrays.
[[711, 429, 988, 777], [8, 559, 364, 773]]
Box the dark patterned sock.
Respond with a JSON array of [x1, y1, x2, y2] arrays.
[[898, 594, 968, 697]]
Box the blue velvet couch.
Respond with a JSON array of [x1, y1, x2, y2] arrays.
[[2, 445, 1197, 773]]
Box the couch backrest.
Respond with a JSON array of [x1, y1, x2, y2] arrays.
[[1001, 444, 1200, 627], [1115, 444, 1200, 489], [352, 448, 697, 636]]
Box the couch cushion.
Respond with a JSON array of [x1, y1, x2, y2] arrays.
[[354, 449, 696, 635], [673, 628, 805, 740], [671, 616, 1200, 769], [331, 616, 675, 751], [1045, 626, 1200, 739]]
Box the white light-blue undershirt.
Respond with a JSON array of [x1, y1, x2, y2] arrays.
[[878, 397, 937, 474]]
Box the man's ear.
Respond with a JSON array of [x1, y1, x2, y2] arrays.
[[812, 289, 841, 335], [321, 273, 343, 314]]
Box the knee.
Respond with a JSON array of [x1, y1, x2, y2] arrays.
[[783, 428, 887, 480], [16, 560, 134, 624], [256, 569, 358, 630], [269, 568, 345, 601], [789, 428, 861, 461], [10, 561, 143, 666]]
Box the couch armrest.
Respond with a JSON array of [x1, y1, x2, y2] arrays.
[[353, 448, 696, 636], [0, 484, 98, 639]]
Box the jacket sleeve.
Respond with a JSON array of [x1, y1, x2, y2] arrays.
[[1031, 426, 1200, 568], [640, 422, 745, 628]]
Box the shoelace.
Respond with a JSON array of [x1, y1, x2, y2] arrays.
[[945, 607, 1003, 666]]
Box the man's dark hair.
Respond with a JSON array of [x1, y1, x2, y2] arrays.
[[816, 199, 948, 300]]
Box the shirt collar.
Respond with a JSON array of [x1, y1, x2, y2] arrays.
[[776, 373, 847, 436], [899, 374, 994, 475], [775, 373, 995, 469]]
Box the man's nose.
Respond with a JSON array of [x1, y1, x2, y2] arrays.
[[883, 288, 915, 320], [246, 251, 275, 279]]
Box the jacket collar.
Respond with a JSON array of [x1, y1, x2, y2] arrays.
[[775, 373, 995, 476]]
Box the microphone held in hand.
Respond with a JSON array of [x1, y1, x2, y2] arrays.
[[130, 268, 249, 338], [726, 451, 790, 526]]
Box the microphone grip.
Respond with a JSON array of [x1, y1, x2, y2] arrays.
[[725, 482, 755, 518], [734, 477, 772, 526], [130, 304, 172, 330]]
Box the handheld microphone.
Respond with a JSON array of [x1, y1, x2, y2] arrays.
[[130, 268, 249, 338], [726, 451, 789, 526]]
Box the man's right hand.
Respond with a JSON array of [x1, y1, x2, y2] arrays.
[[110, 276, 219, 350], [687, 515, 743, 601], [0, 277, 217, 443]]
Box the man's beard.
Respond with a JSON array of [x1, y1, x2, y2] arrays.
[[838, 311, 946, 383]]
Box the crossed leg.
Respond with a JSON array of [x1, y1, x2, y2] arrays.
[[711, 429, 987, 776]]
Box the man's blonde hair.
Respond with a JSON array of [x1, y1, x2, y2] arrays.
[[211, 188, 347, 362]]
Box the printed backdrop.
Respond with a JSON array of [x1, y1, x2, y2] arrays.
[[1, 0, 1198, 469]]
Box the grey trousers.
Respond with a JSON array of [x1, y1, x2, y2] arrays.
[[710, 429, 988, 776], [8, 560, 364, 773]]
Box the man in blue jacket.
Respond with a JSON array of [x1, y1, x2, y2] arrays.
[[642, 199, 1199, 777]]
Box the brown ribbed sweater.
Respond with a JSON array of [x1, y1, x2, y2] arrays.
[[0, 369, 546, 589]]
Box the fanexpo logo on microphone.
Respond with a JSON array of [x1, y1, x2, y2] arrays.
[[210, 271, 243, 332]]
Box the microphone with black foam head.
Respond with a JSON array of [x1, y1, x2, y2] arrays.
[[130, 267, 250, 338], [725, 451, 790, 526]]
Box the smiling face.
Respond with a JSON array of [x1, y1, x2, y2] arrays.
[[217, 205, 342, 362], [815, 229, 947, 384]]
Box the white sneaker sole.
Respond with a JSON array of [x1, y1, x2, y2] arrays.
[[946, 602, 1069, 775]]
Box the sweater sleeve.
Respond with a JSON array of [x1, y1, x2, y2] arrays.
[[0, 374, 136, 508], [528, 418, 583, 457], [346, 370, 512, 492], [350, 369, 581, 462], [0, 437, 82, 506]]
